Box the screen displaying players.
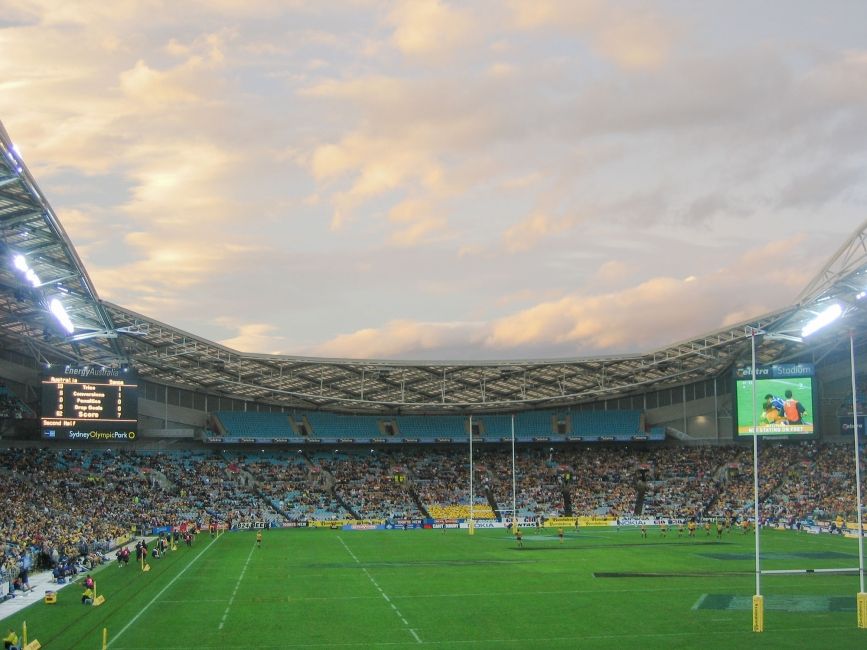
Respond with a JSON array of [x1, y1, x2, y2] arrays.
[[735, 363, 814, 436]]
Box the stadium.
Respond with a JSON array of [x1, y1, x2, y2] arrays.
[[3, 2, 867, 643], [0, 113, 866, 648]]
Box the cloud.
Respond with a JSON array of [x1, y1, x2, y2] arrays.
[[387, 0, 477, 60], [310, 319, 486, 359], [120, 60, 200, 107], [502, 212, 578, 252], [592, 259, 637, 286], [305, 125, 447, 230], [387, 198, 449, 247], [508, 0, 676, 69], [486, 232, 815, 353], [120, 139, 240, 222], [309, 232, 823, 359], [219, 322, 287, 354], [1, 1, 864, 363], [299, 71, 541, 229], [776, 164, 863, 210]]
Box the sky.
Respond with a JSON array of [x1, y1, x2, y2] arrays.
[[1, 0, 866, 361]]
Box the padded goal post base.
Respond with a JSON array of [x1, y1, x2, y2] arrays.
[[857, 592, 867, 629], [752, 595, 764, 632]]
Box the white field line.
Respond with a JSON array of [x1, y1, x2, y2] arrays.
[[107, 534, 221, 648], [337, 536, 422, 644], [107, 623, 862, 649], [218, 543, 257, 630], [156, 579, 854, 606]]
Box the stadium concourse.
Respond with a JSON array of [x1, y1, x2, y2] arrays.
[[0, 440, 864, 612]]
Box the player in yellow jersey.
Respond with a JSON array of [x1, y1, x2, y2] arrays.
[[557, 527, 564, 544], [515, 528, 523, 548], [4, 628, 19, 650], [688, 520, 696, 538], [256, 529, 263, 547]]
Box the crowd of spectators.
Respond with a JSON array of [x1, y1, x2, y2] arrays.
[[1, 441, 865, 591], [0, 384, 34, 419], [838, 375, 867, 417]]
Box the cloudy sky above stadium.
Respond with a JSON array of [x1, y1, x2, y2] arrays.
[[1, 1, 866, 360]]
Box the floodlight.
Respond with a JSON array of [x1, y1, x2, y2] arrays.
[[765, 332, 803, 344], [801, 303, 843, 337], [49, 298, 74, 334], [24, 268, 40, 287], [12, 254, 27, 271]]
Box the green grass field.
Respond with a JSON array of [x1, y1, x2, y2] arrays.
[[4, 526, 866, 649]]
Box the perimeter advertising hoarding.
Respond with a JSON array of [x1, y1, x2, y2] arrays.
[[840, 416, 866, 436], [734, 363, 815, 436]]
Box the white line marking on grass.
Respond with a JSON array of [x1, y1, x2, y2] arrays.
[[337, 536, 422, 644], [218, 542, 257, 630], [107, 534, 221, 648], [105, 624, 862, 648], [160, 598, 227, 603], [338, 536, 361, 563], [691, 594, 708, 610]]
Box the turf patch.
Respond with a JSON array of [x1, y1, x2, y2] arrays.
[[520, 540, 733, 552], [595, 571, 752, 578], [693, 593, 855, 612], [306, 558, 539, 569], [697, 551, 856, 561]]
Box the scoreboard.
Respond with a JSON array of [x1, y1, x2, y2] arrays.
[[41, 366, 138, 441]]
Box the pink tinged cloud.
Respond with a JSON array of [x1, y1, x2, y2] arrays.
[[502, 212, 578, 252], [387, 198, 449, 247], [507, 0, 675, 70], [310, 320, 486, 359], [387, 0, 476, 60], [219, 323, 287, 355], [307, 231, 819, 358]]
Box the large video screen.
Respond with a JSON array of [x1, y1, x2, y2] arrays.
[[41, 366, 138, 441], [734, 363, 815, 436]]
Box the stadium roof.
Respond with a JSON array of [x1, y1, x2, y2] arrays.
[[1, 120, 866, 414]]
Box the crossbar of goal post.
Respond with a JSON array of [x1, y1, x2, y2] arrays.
[[761, 568, 861, 575]]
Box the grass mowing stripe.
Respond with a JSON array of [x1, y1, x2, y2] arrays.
[[14, 528, 866, 648], [107, 623, 860, 649], [35, 539, 195, 649], [106, 533, 221, 648], [157, 584, 750, 606], [218, 541, 257, 630], [337, 536, 422, 644]]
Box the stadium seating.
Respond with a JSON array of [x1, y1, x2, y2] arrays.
[[209, 408, 649, 441], [1, 441, 864, 589]]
